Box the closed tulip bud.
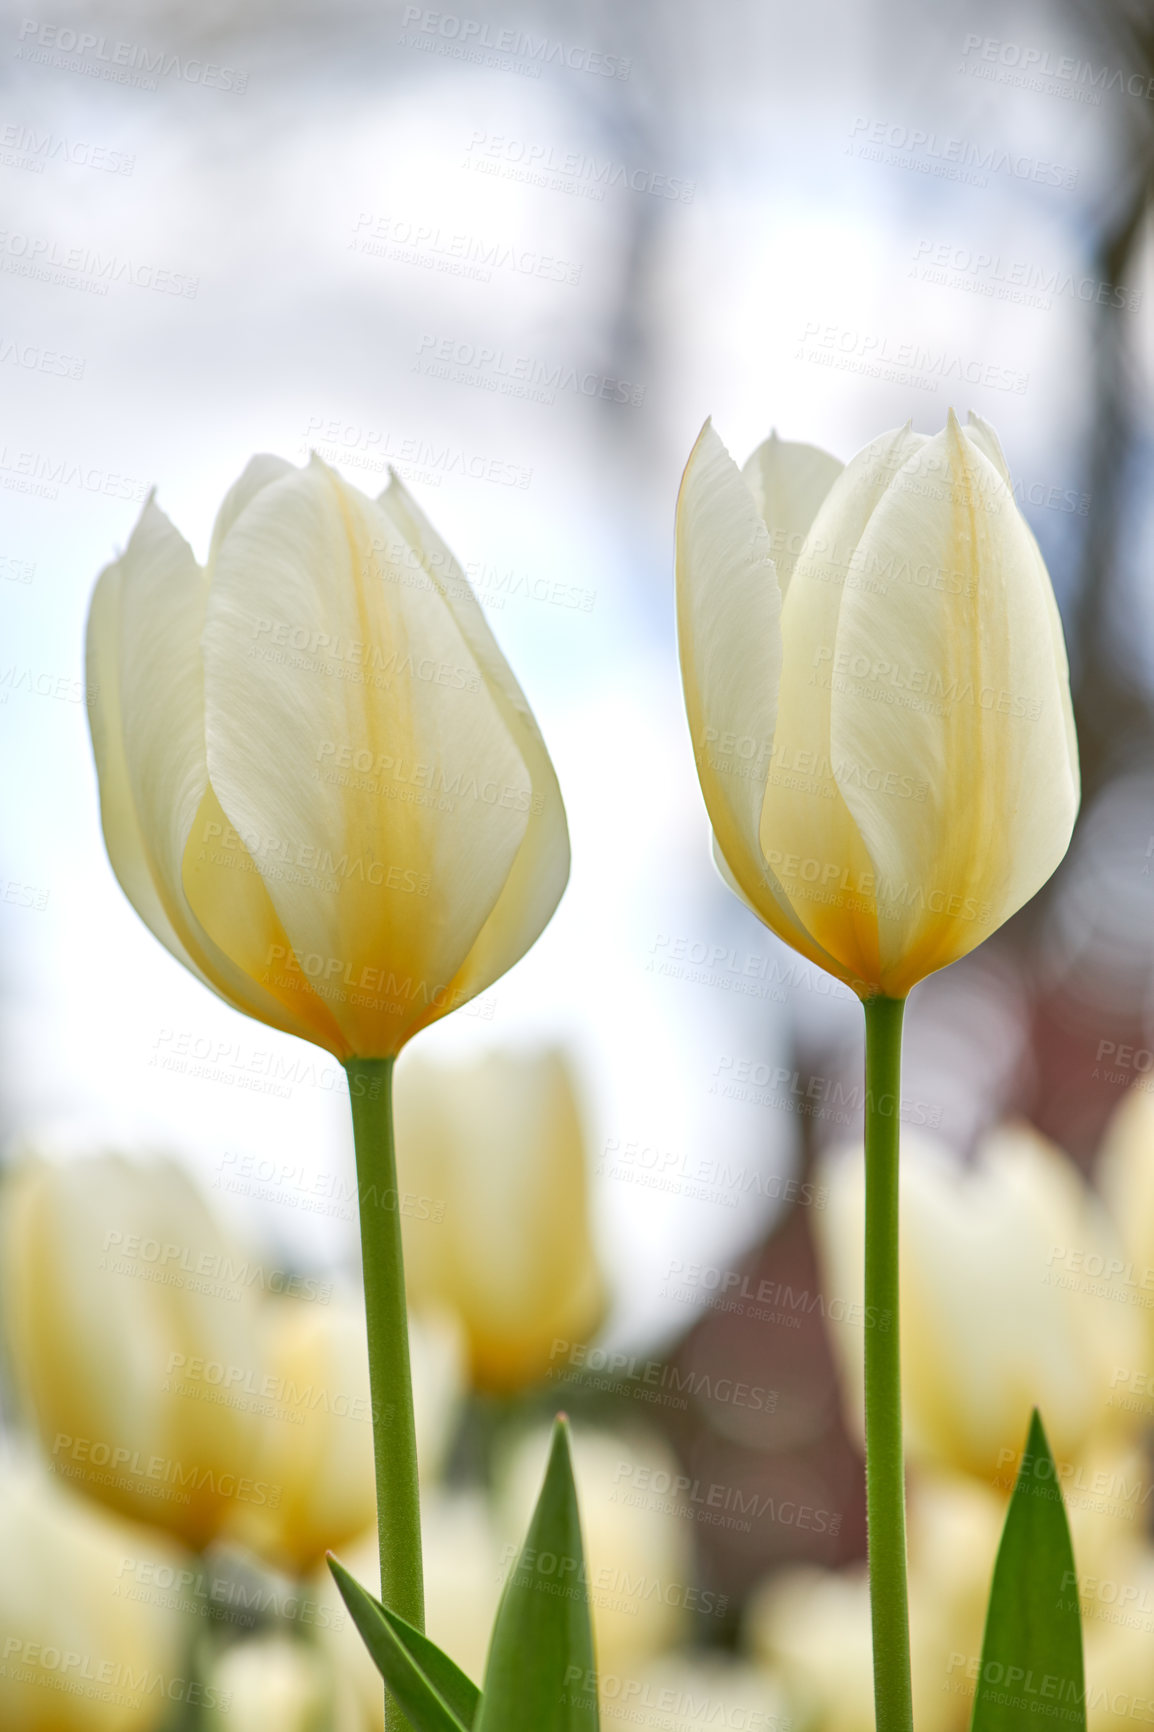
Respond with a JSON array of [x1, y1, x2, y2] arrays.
[[0, 1153, 264, 1548], [814, 1126, 1139, 1482], [494, 1425, 695, 1673], [228, 1298, 464, 1575], [0, 1451, 188, 1732], [392, 1048, 605, 1392], [86, 456, 569, 1060], [675, 412, 1079, 997]]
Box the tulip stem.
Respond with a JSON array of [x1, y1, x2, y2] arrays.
[[345, 1057, 424, 1720], [862, 994, 913, 1732]]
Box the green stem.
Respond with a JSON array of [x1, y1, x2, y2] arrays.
[[862, 994, 913, 1732], [345, 1057, 424, 1729]]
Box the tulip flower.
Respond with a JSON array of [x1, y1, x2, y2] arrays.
[[0, 1152, 264, 1549], [229, 1298, 464, 1575], [676, 409, 1080, 1732], [85, 455, 570, 1720], [86, 454, 569, 1062], [814, 1125, 1140, 1483], [675, 410, 1078, 1000], [0, 1449, 188, 1732], [392, 1047, 605, 1391]]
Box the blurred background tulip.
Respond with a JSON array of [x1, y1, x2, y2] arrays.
[[0, 1448, 190, 1732], [205, 1633, 363, 1732], [393, 1047, 606, 1391], [0, 1152, 265, 1548], [227, 1296, 465, 1576], [814, 1124, 1140, 1481]]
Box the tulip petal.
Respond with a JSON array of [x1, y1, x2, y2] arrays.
[[86, 533, 212, 986], [200, 457, 532, 1056], [208, 453, 297, 566], [758, 425, 929, 986], [376, 474, 570, 1017], [828, 413, 1079, 992], [90, 496, 334, 1047], [741, 431, 844, 593]]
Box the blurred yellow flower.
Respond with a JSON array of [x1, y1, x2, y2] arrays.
[[86, 455, 569, 1059], [0, 1450, 189, 1732], [393, 1048, 605, 1391], [814, 1125, 1140, 1482], [747, 1473, 1006, 1732], [0, 1153, 265, 1548], [228, 1297, 464, 1575], [599, 1653, 788, 1732], [675, 412, 1079, 997], [494, 1423, 696, 1675]]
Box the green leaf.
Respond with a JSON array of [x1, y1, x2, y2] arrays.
[[476, 1416, 599, 1732], [970, 1409, 1085, 1732], [328, 1555, 481, 1731]]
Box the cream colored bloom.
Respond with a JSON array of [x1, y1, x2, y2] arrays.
[[0, 1451, 188, 1732], [228, 1298, 464, 1574], [815, 1126, 1139, 1482], [676, 412, 1079, 997], [205, 1634, 366, 1732], [0, 1153, 264, 1548], [86, 455, 569, 1059], [393, 1048, 605, 1391], [747, 1474, 1006, 1732], [494, 1424, 695, 1674], [600, 1655, 788, 1732]]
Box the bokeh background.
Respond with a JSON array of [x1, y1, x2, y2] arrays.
[[3, 0, 1154, 1726]]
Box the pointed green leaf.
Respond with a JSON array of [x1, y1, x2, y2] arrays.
[[328, 1555, 480, 1731], [970, 1410, 1085, 1732], [476, 1416, 599, 1732]]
